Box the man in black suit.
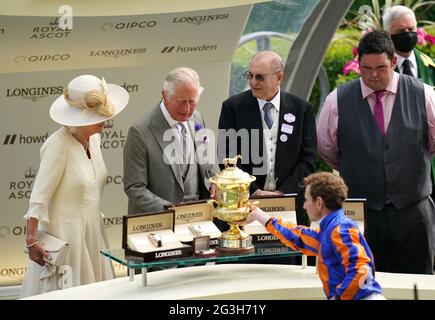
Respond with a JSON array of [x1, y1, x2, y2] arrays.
[[218, 51, 317, 226]]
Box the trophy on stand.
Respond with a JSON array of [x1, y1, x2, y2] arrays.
[[208, 155, 257, 253]]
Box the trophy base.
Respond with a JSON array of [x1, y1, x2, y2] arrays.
[[216, 237, 254, 254]]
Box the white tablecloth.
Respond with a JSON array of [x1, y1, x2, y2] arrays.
[[23, 264, 435, 300]]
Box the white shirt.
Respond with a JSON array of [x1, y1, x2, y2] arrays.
[[396, 51, 418, 78]]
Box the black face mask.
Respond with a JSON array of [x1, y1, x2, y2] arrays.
[[391, 31, 418, 52]]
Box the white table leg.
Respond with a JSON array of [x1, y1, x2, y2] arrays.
[[141, 268, 147, 287], [302, 255, 307, 269]]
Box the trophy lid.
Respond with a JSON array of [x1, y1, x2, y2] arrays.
[[209, 155, 256, 184]]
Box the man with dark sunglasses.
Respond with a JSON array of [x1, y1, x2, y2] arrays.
[[218, 51, 317, 227]]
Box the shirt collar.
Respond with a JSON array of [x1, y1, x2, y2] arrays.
[[319, 208, 344, 230], [257, 88, 281, 111], [360, 71, 399, 99], [160, 100, 187, 128]]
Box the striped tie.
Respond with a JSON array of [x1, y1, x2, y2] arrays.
[[177, 122, 190, 178], [263, 102, 274, 129]]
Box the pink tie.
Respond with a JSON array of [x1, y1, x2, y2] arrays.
[[373, 91, 385, 135]]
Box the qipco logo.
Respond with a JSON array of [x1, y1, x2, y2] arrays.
[[14, 54, 70, 63], [101, 20, 157, 31]]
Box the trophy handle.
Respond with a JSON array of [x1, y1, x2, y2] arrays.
[[207, 199, 218, 208]]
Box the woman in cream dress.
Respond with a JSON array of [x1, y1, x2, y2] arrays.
[[20, 75, 129, 297]]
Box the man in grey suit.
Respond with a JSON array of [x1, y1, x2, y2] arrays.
[[123, 67, 218, 214]]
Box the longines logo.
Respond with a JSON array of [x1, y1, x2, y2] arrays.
[[7, 167, 38, 200], [5, 86, 63, 101], [256, 234, 278, 241], [155, 250, 182, 258], [175, 212, 203, 223], [89, 48, 146, 58], [257, 246, 287, 254], [3, 133, 48, 145], [0, 28, 4, 35], [172, 13, 229, 25], [132, 223, 163, 232], [100, 120, 127, 149], [161, 44, 218, 54], [261, 206, 286, 212], [103, 216, 123, 227], [0, 267, 26, 278], [101, 20, 157, 31], [14, 54, 71, 64], [30, 17, 72, 39]]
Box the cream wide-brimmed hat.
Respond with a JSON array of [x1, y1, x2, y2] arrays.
[[50, 74, 129, 126]]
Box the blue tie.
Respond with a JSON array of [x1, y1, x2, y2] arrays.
[[263, 102, 274, 129]]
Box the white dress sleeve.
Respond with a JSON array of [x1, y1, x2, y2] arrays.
[[23, 131, 67, 222]]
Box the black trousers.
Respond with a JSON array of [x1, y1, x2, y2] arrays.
[[366, 197, 435, 274]]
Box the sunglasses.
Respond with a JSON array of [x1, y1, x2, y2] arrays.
[[243, 71, 280, 82]]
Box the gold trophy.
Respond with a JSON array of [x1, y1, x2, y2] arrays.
[[209, 156, 256, 253]]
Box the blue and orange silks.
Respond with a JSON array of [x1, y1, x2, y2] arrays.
[[266, 208, 382, 300]]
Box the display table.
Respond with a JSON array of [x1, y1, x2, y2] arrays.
[[101, 244, 301, 287], [23, 264, 435, 300]]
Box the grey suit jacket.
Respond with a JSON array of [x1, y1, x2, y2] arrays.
[[123, 103, 219, 214]]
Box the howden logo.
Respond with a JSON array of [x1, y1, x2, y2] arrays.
[[3, 133, 48, 145], [161, 44, 218, 54]]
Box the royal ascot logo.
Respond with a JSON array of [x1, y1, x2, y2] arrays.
[[101, 20, 157, 31], [14, 54, 71, 64], [7, 167, 37, 200], [104, 119, 115, 129], [161, 44, 218, 54], [172, 13, 229, 25], [5, 86, 63, 102], [29, 17, 72, 39], [100, 120, 127, 149], [89, 47, 147, 59], [24, 167, 36, 179], [3, 133, 48, 145]]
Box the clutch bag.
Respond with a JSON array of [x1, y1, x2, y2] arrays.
[[24, 231, 69, 267]]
